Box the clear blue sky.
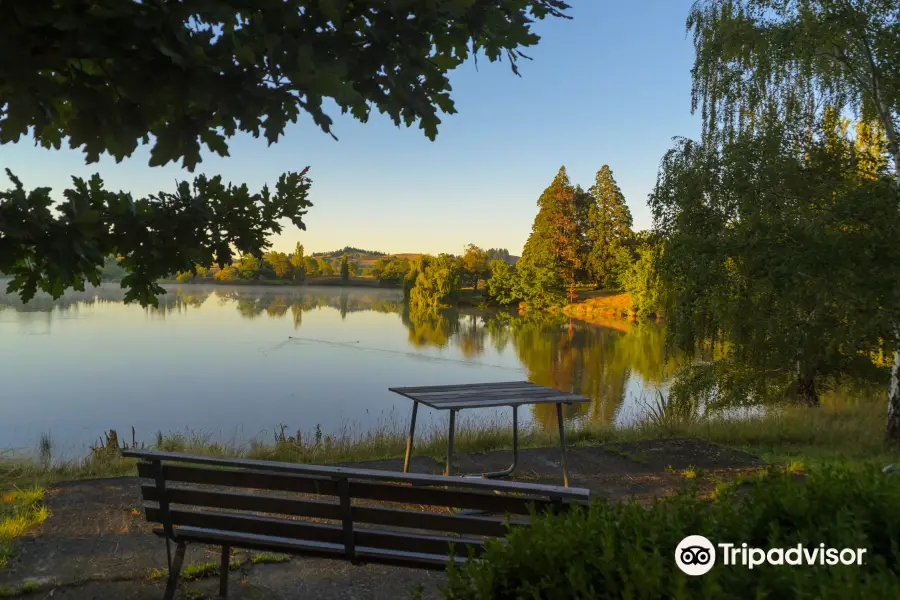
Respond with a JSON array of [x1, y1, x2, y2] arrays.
[[0, 1, 700, 257]]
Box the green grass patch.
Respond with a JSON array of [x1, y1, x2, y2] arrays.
[[0, 487, 49, 569], [250, 552, 291, 565]]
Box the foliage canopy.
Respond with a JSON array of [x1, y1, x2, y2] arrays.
[[4, 0, 572, 170]]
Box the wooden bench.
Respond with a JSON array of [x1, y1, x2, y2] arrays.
[[124, 450, 591, 600]]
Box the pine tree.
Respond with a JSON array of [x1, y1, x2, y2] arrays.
[[518, 166, 582, 307], [586, 165, 633, 288], [340, 253, 350, 282]]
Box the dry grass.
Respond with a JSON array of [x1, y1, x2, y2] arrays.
[[563, 291, 633, 318]]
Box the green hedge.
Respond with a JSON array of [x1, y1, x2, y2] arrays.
[[444, 466, 900, 599]]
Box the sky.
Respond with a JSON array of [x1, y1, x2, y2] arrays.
[[0, 1, 701, 257]]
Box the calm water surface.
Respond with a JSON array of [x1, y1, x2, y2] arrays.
[[1, 284, 676, 457]]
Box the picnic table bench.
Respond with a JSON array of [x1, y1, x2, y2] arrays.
[[124, 450, 591, 600]]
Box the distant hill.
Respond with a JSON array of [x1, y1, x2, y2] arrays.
[[310, 246, 387, 258], [304, 247, 518, 268]]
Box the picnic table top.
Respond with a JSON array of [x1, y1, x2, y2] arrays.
[[388, 381, 591, 410]]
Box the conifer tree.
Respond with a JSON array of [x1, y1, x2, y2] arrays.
[[340, 253, 350, 282], [518, 166, 581, 307], [586, 165, 633, 288]]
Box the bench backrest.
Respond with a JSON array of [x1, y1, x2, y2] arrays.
[[126, 450, 590, 568]]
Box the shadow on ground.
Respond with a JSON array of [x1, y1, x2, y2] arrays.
[[1, 439, 763, 599]]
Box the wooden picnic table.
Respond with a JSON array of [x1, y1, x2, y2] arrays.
[[389, 381, 591, 487]]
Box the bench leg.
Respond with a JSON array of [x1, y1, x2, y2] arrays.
[[445, 409, 456, 476], [556, 402, 569, 488], [403, 400, 419, 473], [163, 541, 186, 600], [219, 545, 231, 598]]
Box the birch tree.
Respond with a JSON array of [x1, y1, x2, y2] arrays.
[[686, 0, 900, 440]]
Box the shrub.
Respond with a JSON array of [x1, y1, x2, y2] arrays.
[[444, 465, 900, 599]]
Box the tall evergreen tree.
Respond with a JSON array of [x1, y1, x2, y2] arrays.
[[518, 166, 582, 307], [340, 253, 350, 282], [290, 243, 306, 281], [586, 165, 633, 288]]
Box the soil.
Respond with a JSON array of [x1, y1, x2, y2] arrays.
[[0, 438, 764, 599]]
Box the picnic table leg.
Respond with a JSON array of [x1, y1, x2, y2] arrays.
[[403, 400, 419, 473], [481, 405, 519, 479], [163, 541, 186, 600], [219, 545, 230, 598], [556, 402, 570, 488], [445, 409, 457, 476]]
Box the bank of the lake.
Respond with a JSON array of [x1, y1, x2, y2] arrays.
[[1, 391, 891, 491]]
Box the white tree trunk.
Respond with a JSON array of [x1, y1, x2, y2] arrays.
[[888, 157, 900, 443]]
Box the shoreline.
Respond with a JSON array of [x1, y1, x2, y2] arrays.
[[1, 397, 890, 490]]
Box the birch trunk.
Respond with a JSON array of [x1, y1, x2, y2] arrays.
[[887, 158, 900, 444]]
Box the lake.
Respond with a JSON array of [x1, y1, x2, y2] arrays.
[[1, 283, 676, 458]]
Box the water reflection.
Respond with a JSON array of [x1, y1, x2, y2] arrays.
[[1, 282, 678, 450], [402, 306, 683, 429]]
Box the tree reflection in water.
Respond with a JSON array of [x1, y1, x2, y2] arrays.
[[1, 282, 680, 427]]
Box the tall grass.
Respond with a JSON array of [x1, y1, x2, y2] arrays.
[[1, 391, 894, 492]]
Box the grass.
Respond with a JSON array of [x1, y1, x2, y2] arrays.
[[0, 487, 49, 569], [563, 290, 633, 316], [147, 558, 242, 583], [0, 392, 895, 575], [250, 552, 291, 565], [2, 392, 893, 492]]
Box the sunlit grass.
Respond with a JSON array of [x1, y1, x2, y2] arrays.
[[0, 486, 49, 569], [0, 391, 894, 492]]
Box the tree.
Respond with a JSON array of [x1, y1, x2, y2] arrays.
[[517, 166, 581, 308], [408, 254, 462, 312], [340, 253, 350, 282], [1, 1, 571, 306], [290, 243, 306, 282], [486, 260, 522, 306], [265, 251, 293, 279], [1, 169, 312, 305], [348, 261, 359, 277], [317, 258, 335, 277], [687, 0, 900, 439], [376, 257, 410, 285], [304, 256, 320, 278], [586, 166, 633, 288], [487, 248, 513, 264], [236, 254, 261, 280], [461, 244, 490, 291], [651, 112, 900, 408], [620, 233, 664, 317], [213, 265, 237, 282]]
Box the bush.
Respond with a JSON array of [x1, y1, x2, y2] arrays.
[[444, 466, 900, 599]]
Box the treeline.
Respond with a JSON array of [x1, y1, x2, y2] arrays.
[[171, 244, 518, 301], [173, 243, 362, 283], [310, 246, 386, 258]]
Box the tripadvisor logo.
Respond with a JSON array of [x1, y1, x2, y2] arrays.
[[676, 535, 716, 576], [675, 536, 868, 576]]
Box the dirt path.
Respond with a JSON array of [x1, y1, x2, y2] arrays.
[[0, 439, 763, 599]]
